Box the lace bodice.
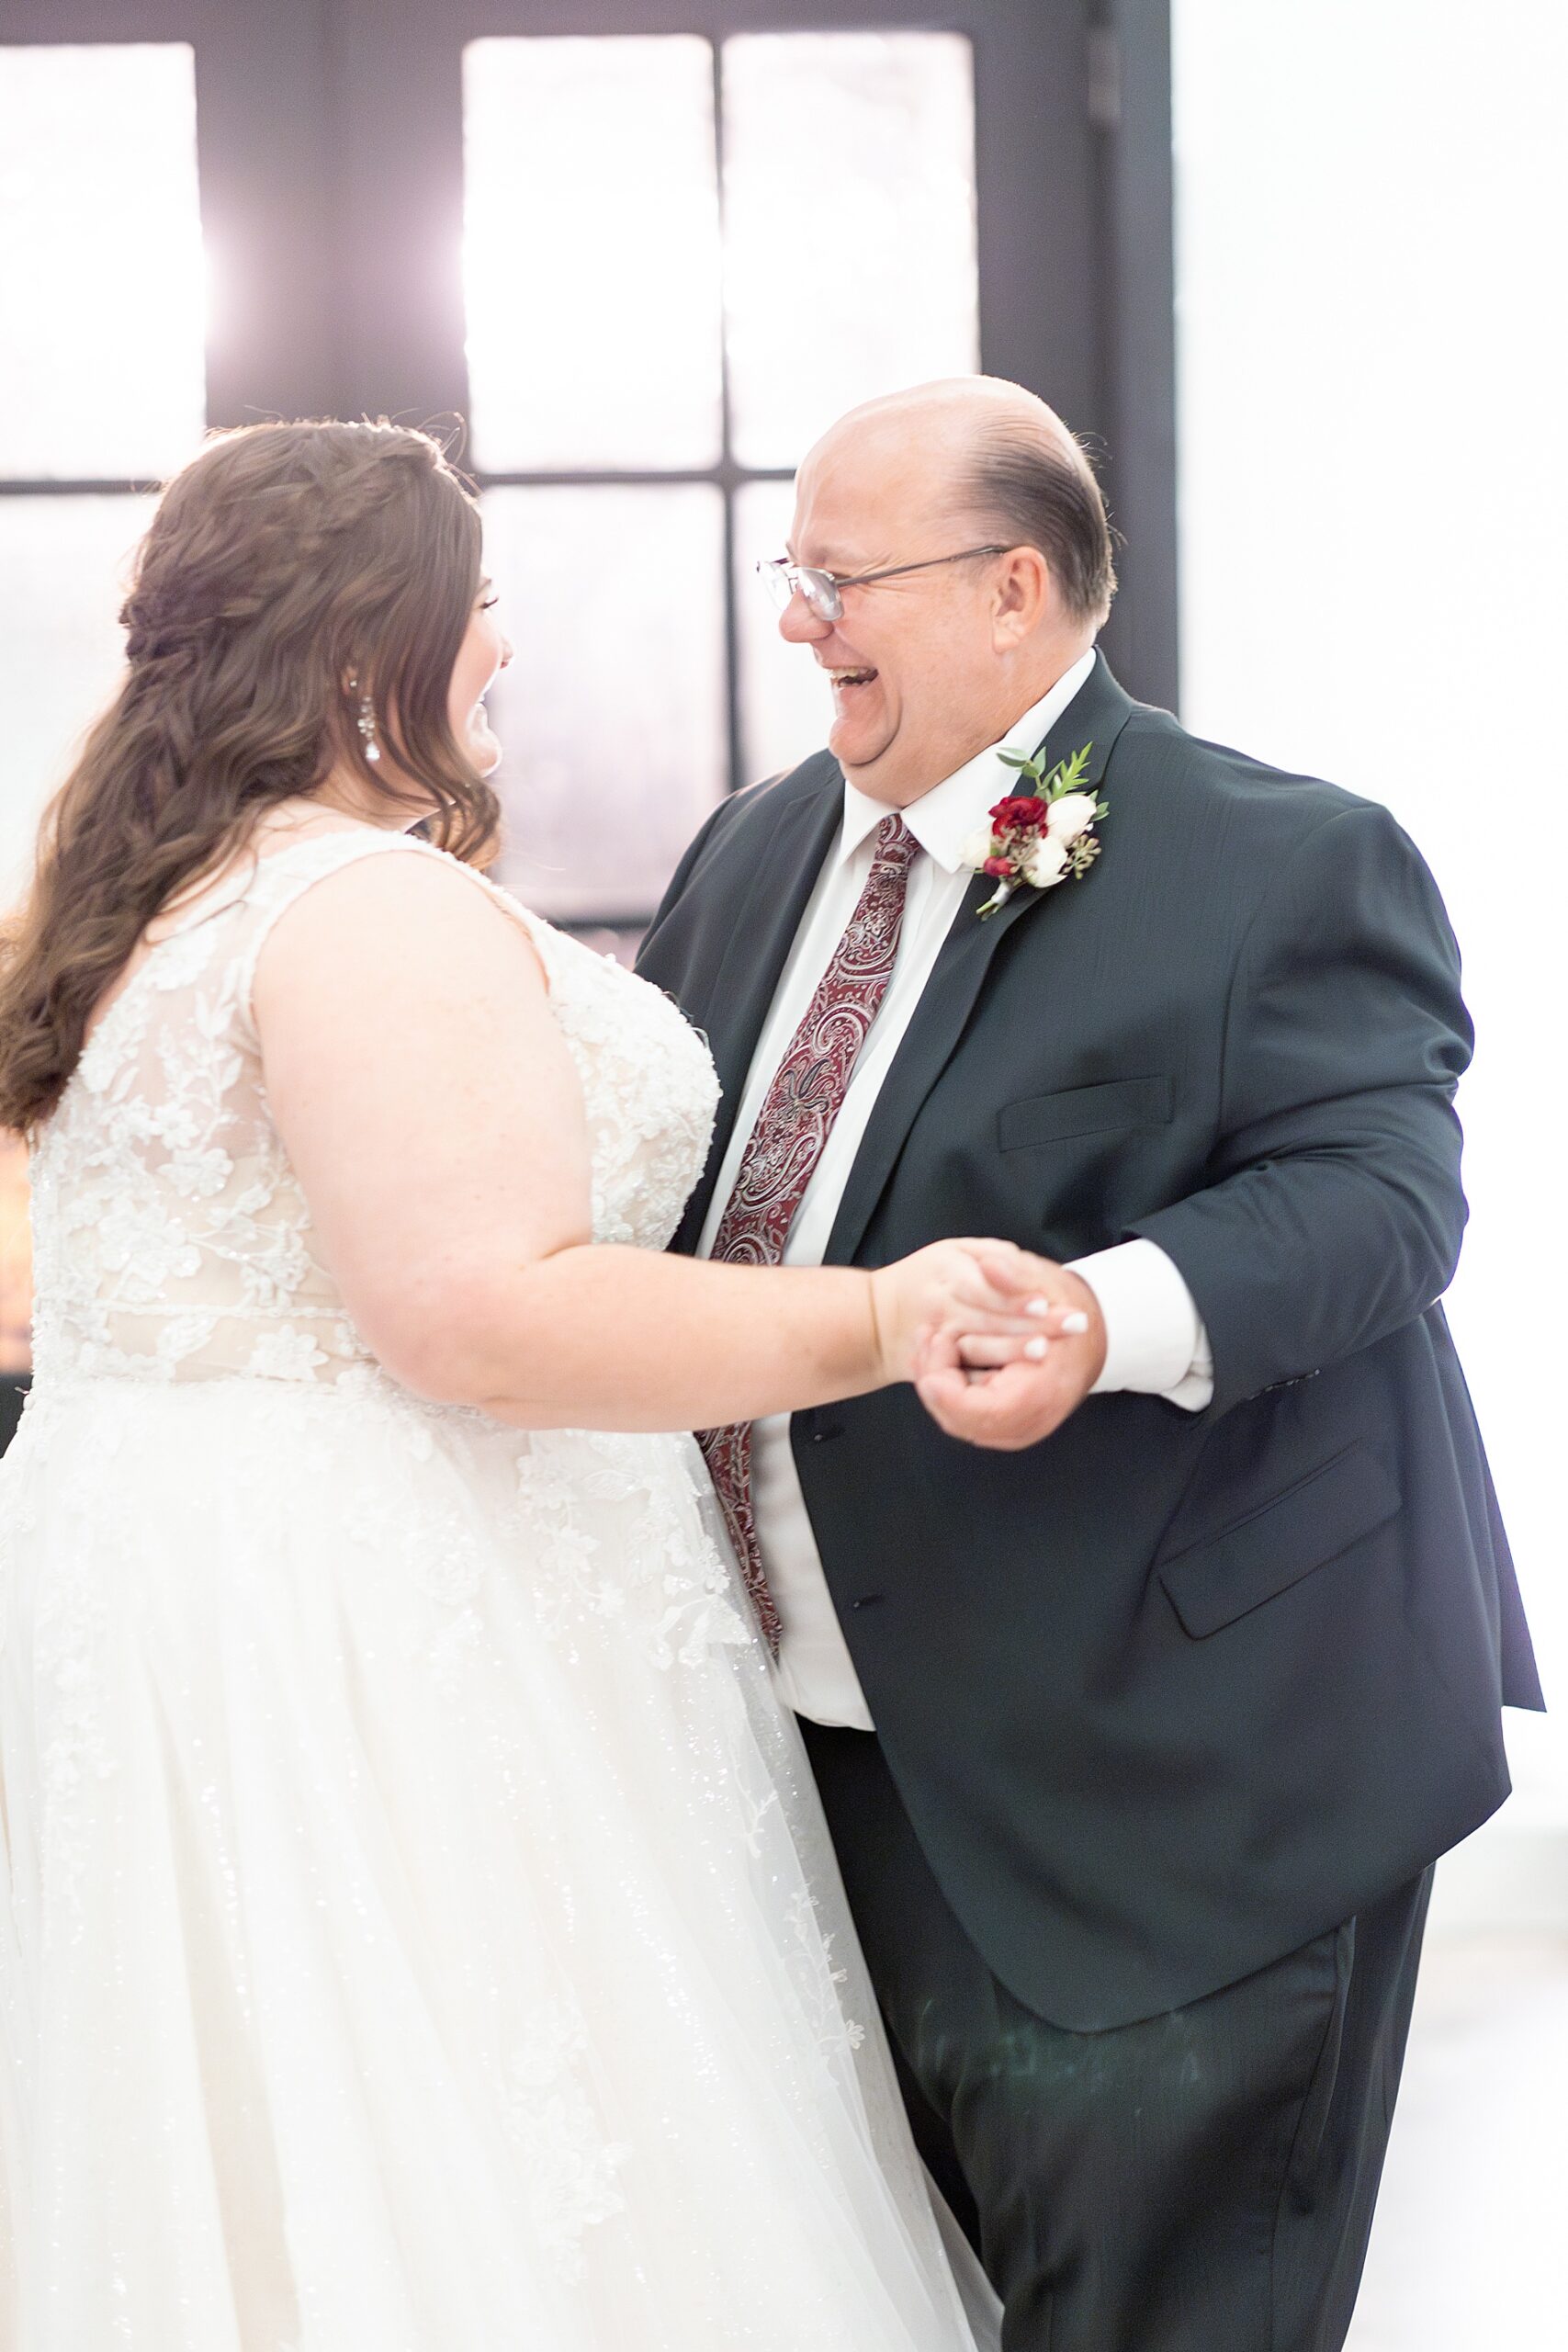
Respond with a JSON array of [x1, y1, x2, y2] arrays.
[[27, 829, 720, 1390]]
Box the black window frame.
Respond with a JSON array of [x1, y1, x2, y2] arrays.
[[0, 0, 1176, 1403], [0, 0, 1177, 907]]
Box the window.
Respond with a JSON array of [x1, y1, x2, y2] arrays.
[[0, 40, 203, 887], [462, 30, 979, 929]]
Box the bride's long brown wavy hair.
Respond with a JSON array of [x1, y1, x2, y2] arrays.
[[0, 419, 499, 1136]]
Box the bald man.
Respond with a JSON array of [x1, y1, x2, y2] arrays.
[[637, 379, 1539, 2351]]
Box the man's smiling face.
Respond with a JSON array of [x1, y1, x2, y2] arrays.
[[781, 413, 1020, 808]]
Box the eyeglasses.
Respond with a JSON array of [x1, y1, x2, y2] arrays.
[[755, 544, 1009, 624]]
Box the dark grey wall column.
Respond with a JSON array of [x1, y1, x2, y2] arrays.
[[1091, 0, 1179, 715]]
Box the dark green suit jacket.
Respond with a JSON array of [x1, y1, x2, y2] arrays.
[[637, 651, 1541, 2030]]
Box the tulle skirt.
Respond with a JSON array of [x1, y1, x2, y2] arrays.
[[0, 1373, 987, 2351]]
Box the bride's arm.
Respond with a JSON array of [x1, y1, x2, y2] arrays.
[[254, 851, 1056, 1432]]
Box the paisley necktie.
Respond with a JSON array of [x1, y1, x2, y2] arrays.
[[700, 813, 920, 1649]]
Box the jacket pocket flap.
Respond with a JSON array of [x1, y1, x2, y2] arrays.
[[1157, 1442, 1401, 1640], [998, 1075, 1172, 1150]]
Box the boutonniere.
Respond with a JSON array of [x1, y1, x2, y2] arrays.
[[961, 742, 1106, 919]]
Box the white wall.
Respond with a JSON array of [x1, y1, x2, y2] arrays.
[[1173, 0, 1568, 1846]]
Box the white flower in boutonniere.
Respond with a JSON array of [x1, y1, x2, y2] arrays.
[[1021, 832, 1069, 888], [965, 742, 1108, 918], [1043, 791, 1097, 844]]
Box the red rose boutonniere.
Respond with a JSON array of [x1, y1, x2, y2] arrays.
[[962, 742, 1106, 919]]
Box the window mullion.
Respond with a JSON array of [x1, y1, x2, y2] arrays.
[[712, 36, 746, 800]]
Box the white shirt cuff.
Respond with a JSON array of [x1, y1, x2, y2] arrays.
[[1067, 1237, 1214, 1412]]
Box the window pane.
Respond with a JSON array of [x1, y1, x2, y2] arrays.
[[734, 478, 833, 785], [464, 38, 723, 472], [0, 45, 205, 479], [722, 33, 979, 469], [482, 484, 726, 919], [0, 494, 152, 899]]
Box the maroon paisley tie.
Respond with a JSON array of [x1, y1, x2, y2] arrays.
[[700, 813, 920, 1650]]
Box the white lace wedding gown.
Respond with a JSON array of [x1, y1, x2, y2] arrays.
[[0, 830, 986, 2352]]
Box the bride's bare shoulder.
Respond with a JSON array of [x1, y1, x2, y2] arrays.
[[250, 831, 549, 1014]]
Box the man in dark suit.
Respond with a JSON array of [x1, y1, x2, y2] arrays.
[[637, 377, 1540, 2350]]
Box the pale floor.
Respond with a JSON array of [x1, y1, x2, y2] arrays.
[[1345, 1929, 1568, 2349]]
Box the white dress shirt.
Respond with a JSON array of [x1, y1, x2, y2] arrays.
[[696, 653, 1213, 1728]]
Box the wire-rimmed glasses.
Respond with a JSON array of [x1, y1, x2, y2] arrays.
[[755, 544, 1009, 624]]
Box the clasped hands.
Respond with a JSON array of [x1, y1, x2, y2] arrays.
[[870, 1239, 1108, 1452]]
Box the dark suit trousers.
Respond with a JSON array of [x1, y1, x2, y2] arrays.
[[801, 1721, 1432, 2352]]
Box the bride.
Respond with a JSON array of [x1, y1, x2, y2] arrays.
[[0, 421, 1070, 2349]]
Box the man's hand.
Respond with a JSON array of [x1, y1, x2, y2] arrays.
[[912, 1261, 1107, 1450], [869, 1239, 1091, 1386]]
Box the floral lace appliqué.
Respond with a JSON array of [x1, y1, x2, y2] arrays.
[[502, 2002, 632, 2282], [27, 830, 719, 1400], [785, 1888, 868, 2063], [514, 1431, 748, 1668]]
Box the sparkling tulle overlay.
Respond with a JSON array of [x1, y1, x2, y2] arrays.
[[0, 831, 982, 2350]]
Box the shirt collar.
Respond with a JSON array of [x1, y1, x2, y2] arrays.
[[835, 648, 1099, 873]]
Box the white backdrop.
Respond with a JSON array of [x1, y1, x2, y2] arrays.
[[1173, 0, 1568, 1851]]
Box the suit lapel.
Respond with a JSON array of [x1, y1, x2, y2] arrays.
[[671, 770, 844, 1255], [825, 652, 1137, 1265]]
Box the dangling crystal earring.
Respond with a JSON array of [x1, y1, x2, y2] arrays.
[[347, 671, 380, 766]]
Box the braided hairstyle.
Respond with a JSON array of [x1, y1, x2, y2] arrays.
[[0, 419, 498, 1133]]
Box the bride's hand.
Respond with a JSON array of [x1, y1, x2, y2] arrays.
[[868, 1239, 1089, 1387], [911, 1259, 1109, 1450]]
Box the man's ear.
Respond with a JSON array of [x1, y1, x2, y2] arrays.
[[991, 546, 1052, 650]]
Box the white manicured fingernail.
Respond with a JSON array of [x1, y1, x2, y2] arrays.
[[1025, 1297, 1050, 1317], [1025, 1336, 1049, 1360], [1062, 1310, 1089, 1334]]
